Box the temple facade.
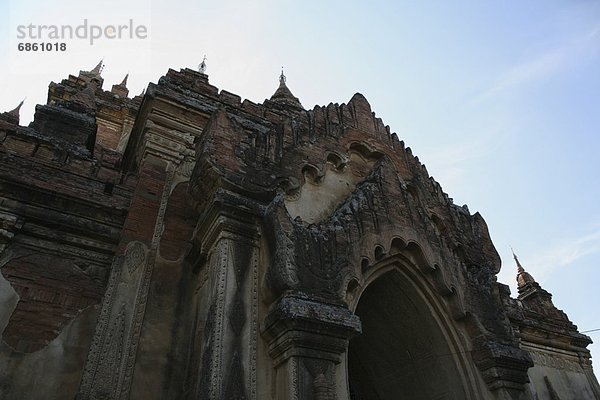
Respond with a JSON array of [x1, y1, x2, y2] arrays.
[[0, 62, 598, 399]]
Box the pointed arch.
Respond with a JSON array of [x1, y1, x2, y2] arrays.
[[341, 252, 486, 400]]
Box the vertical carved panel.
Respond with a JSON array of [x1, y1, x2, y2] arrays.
[[195, 239, 232, 399], [286, 357, 300, 400], [224, 351, 247, 400], [125, 242, 146, 275], [212, 238, 229, 398], [248, 245, 258, 400], [89, 303, 126, 400], [182, 267, 209, 398], [78, 160, 174, 400], [195, 226, 259, 400], [197, 300, 217, 400], [299, 359, 336, 400], [77, 257, 123, 397], [119, 163, 175, 399], [78, 239, 148, 399]]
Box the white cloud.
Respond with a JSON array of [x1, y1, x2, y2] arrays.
[[523, 229, 600, 280], [419, 124, 509, 193], [478, 23, 600, 101], [487, 51, 565, 96]]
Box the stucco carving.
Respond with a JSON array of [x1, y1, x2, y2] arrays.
[[1, 66, 597, 400]]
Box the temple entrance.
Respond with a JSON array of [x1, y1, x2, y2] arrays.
[[348, 269, 468, 400]]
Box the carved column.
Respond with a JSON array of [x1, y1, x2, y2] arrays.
[[194, 198, 260, 399], [77, 155, 175, 399], [261, 293, 361, 400]]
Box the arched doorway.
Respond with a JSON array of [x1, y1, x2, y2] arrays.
[[348, 268, 469, 400]]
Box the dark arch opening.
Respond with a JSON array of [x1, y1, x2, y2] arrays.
[[348, 269, 467, 400]]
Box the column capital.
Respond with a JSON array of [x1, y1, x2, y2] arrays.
[[262, 292, 361, 366]]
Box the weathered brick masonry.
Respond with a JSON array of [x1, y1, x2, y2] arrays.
[[0, 62, 598, 400]]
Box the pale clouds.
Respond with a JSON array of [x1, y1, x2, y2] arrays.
[[488, 50, 564, 95], [422, 124, 508, 194], [424, 142, 481, 191], [524, 229, 600, 280], [479, 23, 600, 101]]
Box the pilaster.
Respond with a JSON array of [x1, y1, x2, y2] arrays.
[[193, 193, 261, 399], [261, 293, 361, 400], [77, 154, 174, 399]]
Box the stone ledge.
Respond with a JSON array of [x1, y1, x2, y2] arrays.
[[261, 292, 361, 365]]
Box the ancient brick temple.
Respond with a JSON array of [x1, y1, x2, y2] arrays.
[[0, 62, 598, 400]]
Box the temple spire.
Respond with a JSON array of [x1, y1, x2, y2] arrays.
[[268, 67, 303, 110], [198, 55, 207, 74], [512, 248, 537, 292], [9, 99, 25, 118], [511, 248, 572, 325], [78, 59, 105, 86], [111, 73, 130, 97], [1, 99, 25, 125], [90, 59, 104, 76], [512, 247, 524, 274], [279, 67, 286, 86]]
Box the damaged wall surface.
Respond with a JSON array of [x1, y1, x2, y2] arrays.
[[0, 63, 598, 400]]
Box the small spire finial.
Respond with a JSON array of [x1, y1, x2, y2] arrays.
[[198, 55, 207, 74], [91, 59, 104, 75], [512, 246, 537, 290], [120, 73, 129, 86], [3, 98, 26, 124], [511, 246, 524, 273], [9, 99, 25, 116], [279, 67, 286, 85]]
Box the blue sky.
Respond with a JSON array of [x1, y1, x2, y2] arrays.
[[1, 0, 599, 358]]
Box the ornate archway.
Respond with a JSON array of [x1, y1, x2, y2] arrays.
[[346, 259, 483, 400]]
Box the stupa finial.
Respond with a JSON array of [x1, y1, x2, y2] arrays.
[[199, 55, 207, 74], [279, 67, 286, 86]]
